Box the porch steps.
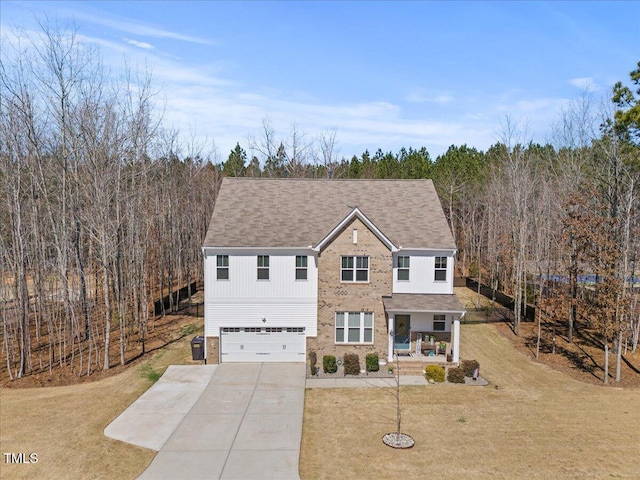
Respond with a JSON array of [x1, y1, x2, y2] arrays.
[[393, 361, 446, 375]]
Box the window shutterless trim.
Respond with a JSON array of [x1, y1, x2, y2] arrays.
[[257, 255, 269, 280], [434, 256, 447, 282], [295, 255, 308, 280], [341, 255, 369, 283], [397, 255, 410, 281], [217, 255, 229, 280], [335, 311, 374, 344]]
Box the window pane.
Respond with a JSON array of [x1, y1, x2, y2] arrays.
[[348, 313, 360, 327], [398, 256, 409, 268], [296, 255, 307, 268], [217, 255, 228, 267], [356, 270, 368, 281], [296, 269, 307, 280], [434, 321, 445, 331], [336, 314, 344, 327], [342, 270, 353, 281], [397, 269, 409, 281], [435, 270, 446, 281], [336, 328, 344, 342], [342, 256, 353, 268], [363, 328, 373, 343], [348, 328, 360, 342], [217, 268, 229, 280], [258, 268, 269, 280], [356, 256, 368, 268], [363, 313, 373, 327]]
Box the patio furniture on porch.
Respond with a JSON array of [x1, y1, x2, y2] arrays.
[[421, 344, 437, 357]]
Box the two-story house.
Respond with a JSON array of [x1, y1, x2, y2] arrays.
[[202, 178, 465, 365]]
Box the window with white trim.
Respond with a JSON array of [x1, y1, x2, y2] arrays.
[[217, 255, 229, 280], [296, 255, 308, 280], [433, 314, 446, 331], [435, 257, 447, 282], [257, 255, 269, 280], [397, 256, 410, 281], [341, 256, 369, 282], [335, 312, 374, 343]]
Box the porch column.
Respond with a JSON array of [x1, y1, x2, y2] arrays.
[[452, 317, 460, 364], [388, 315, 394, 362]]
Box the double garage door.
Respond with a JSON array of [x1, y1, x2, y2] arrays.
[[220, 327, 306, 362]]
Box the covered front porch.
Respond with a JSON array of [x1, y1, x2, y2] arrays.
[[382, 293, 465, 365]]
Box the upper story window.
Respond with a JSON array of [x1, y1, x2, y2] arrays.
[[433, 314, 446, 331], [341, 256, 369, 282], [257, 255, 269, 280], [217, 255, 229, 280], [296, 255, 308, 280], [397, 256, 410, 281], [434, 256, 447, 282]]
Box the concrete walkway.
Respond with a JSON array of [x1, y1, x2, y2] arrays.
[[105, 365, 217, 451], [106, 363, 306, 480], [305, 375, 428, 388]]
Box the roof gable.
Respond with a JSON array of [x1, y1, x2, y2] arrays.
[[203, 178, 455, 250], [313, 207, 397, 252]]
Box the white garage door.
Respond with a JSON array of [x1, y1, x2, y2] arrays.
[[220, 327, 306, 362]]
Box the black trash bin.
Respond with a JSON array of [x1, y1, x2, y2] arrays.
[[190, 335, 205, 361]]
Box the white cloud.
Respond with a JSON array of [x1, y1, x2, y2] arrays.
[[71, 10, 213, 45], [125, 38, 155, 50]]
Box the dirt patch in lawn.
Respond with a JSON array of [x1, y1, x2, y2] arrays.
[[300, 322, 640, 480]]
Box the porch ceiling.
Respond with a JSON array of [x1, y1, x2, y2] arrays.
[[382, 293, 465, 314]]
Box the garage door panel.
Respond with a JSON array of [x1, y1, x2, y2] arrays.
[[220, 327, 305, 363]]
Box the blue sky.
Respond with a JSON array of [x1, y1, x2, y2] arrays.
[[2, 1, 639, 161]]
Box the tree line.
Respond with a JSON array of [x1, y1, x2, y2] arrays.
[[1, 22, 638, 384], [1, 25, 221, 379]]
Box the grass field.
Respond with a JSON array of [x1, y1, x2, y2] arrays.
[[2, 307, 639, 479], [0, 321, 202, 480], [299, 323, 640, 479]]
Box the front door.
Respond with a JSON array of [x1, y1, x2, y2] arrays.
[[394, 315, 411, 351]]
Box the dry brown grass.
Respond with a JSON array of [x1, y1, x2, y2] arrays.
[[3, 298, 639, 480], [0, 320, 203, 480], [300, 323, 640, 480]]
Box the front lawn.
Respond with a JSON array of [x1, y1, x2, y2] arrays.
[[300, 323, 640, 479]]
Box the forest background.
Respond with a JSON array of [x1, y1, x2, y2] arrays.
[[1, 24, 639, 386]]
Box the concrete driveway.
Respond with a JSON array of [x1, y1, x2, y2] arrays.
[[105, 363, 306, 479]]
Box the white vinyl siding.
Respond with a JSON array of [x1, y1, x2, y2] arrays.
[[204, 251, 318, 339], [392, 252, 454, 294]]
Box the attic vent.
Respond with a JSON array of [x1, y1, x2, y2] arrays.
[[353, 229, 358, 244]]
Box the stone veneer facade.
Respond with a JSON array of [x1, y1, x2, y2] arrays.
[[307, 217, 392, 361]]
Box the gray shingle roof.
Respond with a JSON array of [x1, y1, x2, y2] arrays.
[[203, 178, 455, 249], [382, 294, 465, 313]]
